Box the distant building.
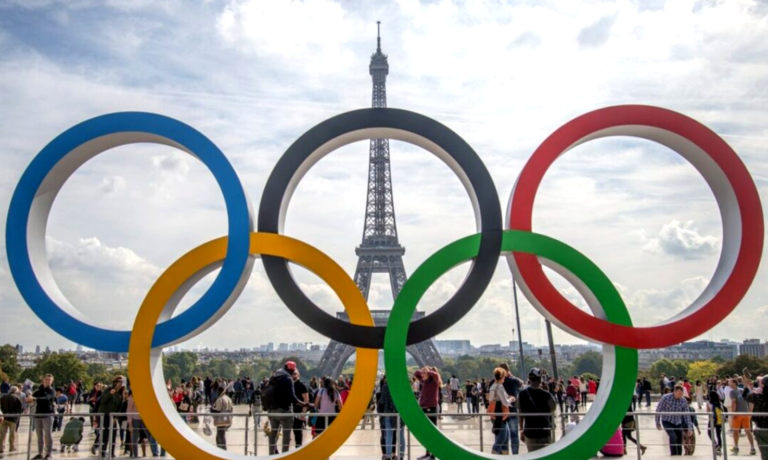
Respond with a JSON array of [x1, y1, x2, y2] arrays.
[[435, 340, 473, 355], [15, 344, 23, 354], [638, 340, 739, 370], [35, 345, 41, 355], [740, 339, 768, 358]]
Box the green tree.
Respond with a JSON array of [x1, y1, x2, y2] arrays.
[[200, 359, 238, 380], [27, 352, 88, 385], [0, 364, 8, 383], [0, 344, 22, 381], [716, 354, 768, 378], [572, 351, 602, 376], [163, 351, 198, 381], [687, 361, 719, 384], [650, 359, 690, 379]]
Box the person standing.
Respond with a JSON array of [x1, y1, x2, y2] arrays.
[[579, 377, 588, 410], [0, 386, 23, 455], [655, 385, 692, 456], [416, 367, 441, 460], [642, 377, 652, 408], [266, 361, 305, 454], [488, 368, 514, 455], [0, 379, 10, 396], [707, 391, 724, 456], [291, 369, 309, 449], [729, 378, 757, 455], [53, 388, 68, 432], [518, 368, 556, 452], [211, 390, 233, 450], [694, 381, 706, 409], [748, 375, 768, 460], [378, 375, 405, 460], [313, 378, 342, 438], [499, 362, 523, 454], [27, 374, 56, 460], [98, 376, 126, 458], [449, 375, 459, 405]]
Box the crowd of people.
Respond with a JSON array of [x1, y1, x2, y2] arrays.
[[1, 363, 766, 459]]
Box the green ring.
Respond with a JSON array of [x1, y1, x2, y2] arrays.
[[384, 230, 638, 460]]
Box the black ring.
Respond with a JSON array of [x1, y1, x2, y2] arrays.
[[258, 108, 502, 348]]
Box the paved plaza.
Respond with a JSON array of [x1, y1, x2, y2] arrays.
[[0, 401, 755, 460]]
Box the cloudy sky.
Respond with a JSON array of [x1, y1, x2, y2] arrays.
[[1, 0, 767, 352]]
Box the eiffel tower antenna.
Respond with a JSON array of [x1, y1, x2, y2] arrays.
[[317, 22, 443, 378]]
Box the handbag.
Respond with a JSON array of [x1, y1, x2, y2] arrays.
[[487, 386, 509, 421], [179, 402, 190, 412]]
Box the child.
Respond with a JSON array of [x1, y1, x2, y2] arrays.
[[455, 390, 465, 413], [60, 417, 84, 453]]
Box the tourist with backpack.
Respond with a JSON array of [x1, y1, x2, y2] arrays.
[[313, 378, 342, 438], [211, 391, 233, 450], [707, 391, 724, 455], [263, 361, 307, 454]]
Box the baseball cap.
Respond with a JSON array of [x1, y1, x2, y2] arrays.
[[285, 361, 297, 371], [529, 368, 542, 379]]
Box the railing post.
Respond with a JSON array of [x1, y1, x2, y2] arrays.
[[722, 413, 729, 460], [244, 413, 249, 455], [479, 414, 484, 452], [396, 416, 401, 460], [98, 413, 103, 460], [709, 413, 718, 460], [407, 425, 411, 460], [26, 414, 33, 460], [634, 412, 642, 460]]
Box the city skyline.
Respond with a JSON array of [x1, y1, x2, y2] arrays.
[[1, 1, 768, 351]]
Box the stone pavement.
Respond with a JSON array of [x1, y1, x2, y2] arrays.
[[0, 402, 756, 459]]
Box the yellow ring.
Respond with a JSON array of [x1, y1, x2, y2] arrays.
[[129, 233, 378, 460]]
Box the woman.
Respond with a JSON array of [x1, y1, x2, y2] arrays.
[[694, 381, 706, 409], [622, 403, 646, 455], [555, 378, 565, 414], [706, 391, 724, 455], [684, 396, 700, 455], [173, 387, 192, 425], [579, 378, 588, 410], [489, 367, 515, 455], [126, 390, 148, 457], [313, 378, 342, 437]]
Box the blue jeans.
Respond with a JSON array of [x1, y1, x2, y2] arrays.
[[645, 390, 651, 407], [662, 420, 684, 456], [506, 416, 520, 454], [492, 419, 510, 454], [382, 416, 405, 457]]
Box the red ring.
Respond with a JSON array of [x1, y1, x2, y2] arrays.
[[508, 105, 763, 349]]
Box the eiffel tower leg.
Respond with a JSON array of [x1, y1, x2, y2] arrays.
[[406, 339, 444, 370], [317, 340, 357, 379]]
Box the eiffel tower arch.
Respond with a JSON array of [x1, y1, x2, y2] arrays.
[[317, 22, 443, 378]]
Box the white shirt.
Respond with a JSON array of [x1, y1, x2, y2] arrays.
[[449, 378, 459, 391]]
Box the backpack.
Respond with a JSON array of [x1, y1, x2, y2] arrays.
[[261, 376, 278, 411], [487, 386, 509, 421], [714, 406, 723, 426]]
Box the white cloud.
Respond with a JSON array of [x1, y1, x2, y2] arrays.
[[98, 175, 126, 195], [639, 220, 720, 259]]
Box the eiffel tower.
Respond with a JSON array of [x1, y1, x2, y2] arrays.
[[316, 22, 443, 378]]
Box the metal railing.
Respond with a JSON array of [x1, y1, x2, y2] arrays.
[[2, 409, 765, 458]]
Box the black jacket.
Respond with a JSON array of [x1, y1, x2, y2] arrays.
[[271, 369, 301, 412], [0, 394, 23, 423]]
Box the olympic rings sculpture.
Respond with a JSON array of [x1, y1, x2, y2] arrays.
[[5, 105, 763, 460]]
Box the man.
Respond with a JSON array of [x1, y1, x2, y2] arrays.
[[27, 374, 56, 460], [204, 376, 212, 407], [0, 386, 23, 455], [655, 385, 692, 456], [499, 363, 523, 454], [659, 374, 667, 395], [416, 367, 441, 460], [98, 376, 126, 458], [729, 378, 756, 455], [749, 375, 768, 460], [52, 388, 68, 432], [266, 361, 306, 455], [0, 379, 9, 396], [291, 369, 309, 449], [642, 377, 652, 408], [449, 375, 459, 404], [518, 368, 556, 452]]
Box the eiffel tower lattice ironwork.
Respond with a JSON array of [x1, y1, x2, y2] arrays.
[[317, 22, 443, 378]]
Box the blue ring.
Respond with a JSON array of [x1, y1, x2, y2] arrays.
[[5, 112, 253, 352]]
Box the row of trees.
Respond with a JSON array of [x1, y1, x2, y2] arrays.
[[644, 354, 768, 382]]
